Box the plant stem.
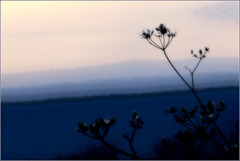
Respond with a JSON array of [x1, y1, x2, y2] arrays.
[[191, 73, 194, 89], [193, 115, 200, 127], [100, 138, 139, 159], [162, 49, 192, 90], [212, 122, 232, 148], [193, 58, 202, 74], [163, 49, 203, 107], [191, 58, 201, 90], [191, 89, 205, 108], [129, 128, 139, 158]]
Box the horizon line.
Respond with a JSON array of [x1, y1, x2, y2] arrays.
[[2, 86, 239, 106]]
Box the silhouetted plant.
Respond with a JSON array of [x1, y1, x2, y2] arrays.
[[161, 130, 210, 159], [76, 23, 238, 160], [141, 23, 238, 159], [53, 144, 119, 160], [76, 111, 143, 159]]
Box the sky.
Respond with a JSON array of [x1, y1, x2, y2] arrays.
[[1, 1, 239, 74]]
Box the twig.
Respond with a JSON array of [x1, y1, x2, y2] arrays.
[[162, 49, 192, 90], [124, 128, 139, 159], [192, 58, 202, 74], [81, 132, 98, 139], [99, 138, 138, 159], [193, 115, 201, 127]]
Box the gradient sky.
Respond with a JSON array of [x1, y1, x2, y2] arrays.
[[1, 1, 239, 74]]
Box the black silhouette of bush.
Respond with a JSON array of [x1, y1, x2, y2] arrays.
[[53, 144, 119, 160], [76, 23, 239, 160], [153, 120, 239, 160]]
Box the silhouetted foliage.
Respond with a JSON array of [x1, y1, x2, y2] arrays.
[[76, 23, 239, 160], [76, 111, 142, 159], [53, 144, 119, 160], [141, 23, 238, 159]]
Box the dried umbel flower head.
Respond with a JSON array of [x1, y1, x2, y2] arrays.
[[197, 99, 228, 124], [166, 106, 194, 123], [191, 47, 209, 59], [156, 24, 168, 35], [141, 29, 154, 39], [76, 117, 116, 138], [155, 23, 177, 37], [104, 118, 116, 126], [205, 47, 209, 52], [130, 111, 144, 129], [76, 123, 89, 132], [89, 124, 98, 134], [141, 23, 177, 50], [208, 100, 216, 110], [167, 32, 177, 38]]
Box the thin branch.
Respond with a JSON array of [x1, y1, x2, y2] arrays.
[[158, 36, 164, 48], [185, 121, 197, 129], [212, 122, 232, 148], [130, 128, 136, 142], [208, 137, 226, 151], [188, 119, 200, 128], [102, 126, 110, 138], [162, 49, 192, 90], [149, 38, 162, 49], [163, 35, 166, 48], [82, 132, 98, 140], [192, 58, 202, 74], [192, 74, 195, 90], [191, 90, 205, 108], [184, 66, 195, 89], [147, 39, 161, 49], [182, 123, 196, 131], [164, 36, 174, 49], [193, 115, 201, 127], [184, 66, 192, 73], [166, 35, 171, 47], [100, 138, 139, 159], [124, 128, 139, 159]]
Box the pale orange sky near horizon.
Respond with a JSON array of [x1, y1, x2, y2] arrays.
[[1, 1, 239, 74]]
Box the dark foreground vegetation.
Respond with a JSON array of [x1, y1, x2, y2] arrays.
[[1, 87, 238, 160], [75, 23, 239, 160]]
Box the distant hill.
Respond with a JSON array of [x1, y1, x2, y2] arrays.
[[1, 72, 239, 102], [2, 57, 238, 88], [1, 57, 238, 102]]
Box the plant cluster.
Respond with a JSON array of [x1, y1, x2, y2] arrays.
[[141, 23, 238, 159], [76, 23, 238, 160], [163, 100, 232, 159], [76, 111, 143, 159]]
